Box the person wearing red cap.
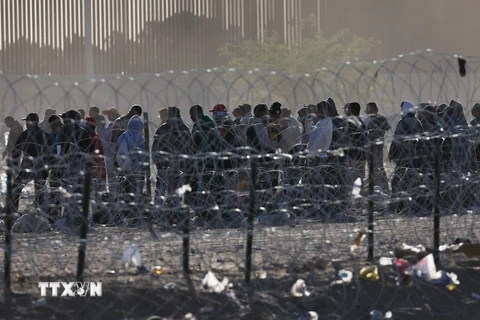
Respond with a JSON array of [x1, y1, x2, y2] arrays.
[[85, 116, 106, 191], [210, 104, 230, 126]]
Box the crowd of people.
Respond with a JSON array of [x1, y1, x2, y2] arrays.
[[3, 97, 480, 222]]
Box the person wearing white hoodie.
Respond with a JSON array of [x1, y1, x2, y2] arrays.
[[279, 107, 302, 153], [307, 101, 333, 164]]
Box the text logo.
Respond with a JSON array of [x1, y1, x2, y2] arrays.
[[38, 282, 102, 297]]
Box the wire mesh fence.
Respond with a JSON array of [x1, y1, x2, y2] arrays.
[[2, 50, 480, 319]]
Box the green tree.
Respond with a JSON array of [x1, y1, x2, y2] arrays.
[[218, 28, 380, 74], [215, 17, 385, 109]]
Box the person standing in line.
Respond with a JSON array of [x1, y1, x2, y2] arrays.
[[364, 102, 391, 191], [39, 108, 56, 133], [3, 116, 24, 159], [116, 115, 146, 202], [9, 113, 49, 212], [85, 116, 107, 192], [189, 104, 216, 153], [307, 100, 333, 165], [102, 107, 121, 194]]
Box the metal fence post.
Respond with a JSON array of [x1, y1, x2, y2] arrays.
[[245, 157, 257, 283], [433, 138, 441, 265], [77, 162, 92, 283], [367, 144, 374, 261], [4, 162, 13, 318]]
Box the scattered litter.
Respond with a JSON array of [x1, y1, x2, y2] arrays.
[[331, 270, 353, 286], [359, 265, 379, 281], [415, 254, 459, 290], [152, 266, 164, 275], [199, 306, 215, 313], [298, 311, 319, 320], [32, 297, 48, 308], [352, 177, 362, 198], [370, 309, 392, 320], [472, 293, 480, 300], [176, 184, 192, 196], [122, 244, 143, 269], [202, 271, 229, 293], [379, 257, 395, 266], [184, 313, 197, 320], [393, 259, 413, 286], [350, 230, 367, 253], [106, 270, 116, 275], [255, 270, 267, 279], [394, 243, 426, 258], [291, 279, 311, 297], [164, 282, 176, 290]]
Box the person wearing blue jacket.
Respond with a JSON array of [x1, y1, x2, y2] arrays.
[[116, 115, 146, 202]]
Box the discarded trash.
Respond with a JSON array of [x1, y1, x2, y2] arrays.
[[350, 230, 367, 253], [395, 243, 426, 258], [176, 184, 192, 196], [255, 270, 267, 279], [164, 282, 176, 290], [106, 270, 116, 275], [202, 271, 229, 293], [472, 293, 480, 300], [416, 254, 459, 290], [352, 177, 362, 198], [152, 266, 164, 275], [184, 313, 197, 320], [331, 269, 353, 285], [379, 257, 395, 266], [298, 311, 319, 320], [370, 309, 392, 320], [122, 244, 143, 268], [359, 265, 379, 281], [393, 259, 413, 286], [291, 279, 311, 297], [32, 297, 48, 308], [199, 306, 215, 313]]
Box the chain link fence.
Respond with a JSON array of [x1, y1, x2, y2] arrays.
[[2, 50, 480, 319]]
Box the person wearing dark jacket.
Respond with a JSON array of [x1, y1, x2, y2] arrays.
[[9, 113, 49, 212], [58, 110, 95, 187], [327, 98, 349, 166], [389, 101, 424, 194], [3, 116, 24, 158], [364, 102, 391, 191], [439, 100, 470, 174], [189, 105, 216, 153], [152, 107, 192, 205], [345, 102, 367, 186]]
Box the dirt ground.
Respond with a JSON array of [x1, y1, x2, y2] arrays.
[[1, 212, 480, 320]]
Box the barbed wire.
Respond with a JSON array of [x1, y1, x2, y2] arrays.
[[1, 50, 480, 319]]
